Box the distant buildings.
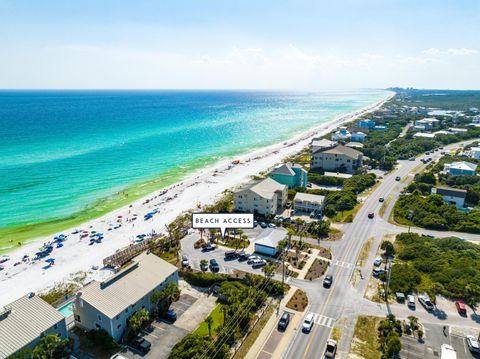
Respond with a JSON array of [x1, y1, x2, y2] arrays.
[[448, 127, 468, 134], [373, 125, 387, 131], [416, 118, 440, 129], [444, 161, 478, 176], [293, 192, 325, 215], [73, 252, 179, 341], [254, 228, 287, 256], [234, 177, 288, 215], [469, 147, 480, 160], [331, 127, 351, 141], [357, 119, 376, 129], [350, 131, 367, 142], [311, 138, 336, 153], [431, 187, 467, 209], [413, 132, 436, 139], [270, 162, 307, 188], [0, 294, 68, 359], [311, 145, 363, 174]]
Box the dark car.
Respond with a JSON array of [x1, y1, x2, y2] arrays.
[[238, 252, 249, 262], [224, 250, 239, 260], [379, 197, 384, 202], [368, 212, 374, 219], [202, 243, 216, 252], [210, 258, 220, 272], [277, 311, 290, 331], [260, 222, 268, 228], [395, 176, 401, 181], [323, 274, 333, 288], [131, 337, 151, 354], [163, 309, 177, 322]]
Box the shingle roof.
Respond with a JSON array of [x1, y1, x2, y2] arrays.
[[448, 161, 477, 171], [433, 187, 467, 198], [77, 252, 178, 319], [294, 192, 325, 205], [270, 163, 295, 176], [313, 144, 362, 159], [0, 294, 65, 359], [236, 178, 287, 199]]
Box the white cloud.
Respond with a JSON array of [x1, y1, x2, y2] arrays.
[[421, 47, 478, 56]]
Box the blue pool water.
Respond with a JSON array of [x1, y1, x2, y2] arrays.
[[57, 302, 74, 317]]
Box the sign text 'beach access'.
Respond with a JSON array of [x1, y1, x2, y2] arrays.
[[192, 213, 254, 239]]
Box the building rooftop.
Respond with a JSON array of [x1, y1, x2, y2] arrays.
[[413, 132, 436, 139], [236, 178, 287, 199], [294, 192, 325, 204], [0, 294, 65, 359], [77, 252, 178, 319], [446, 161, 478, 172], [255, 228, 287, 249], [270, 162, 305, 177], [345, 142, 364, 149], [432, 187, 467, 198], [314, 144, 362, 159]]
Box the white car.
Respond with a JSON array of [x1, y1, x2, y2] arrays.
[[247, 255, 261, 264], [302, 313, 314, 333], [110, 355, 128, 359], [467, 335, 480, 353], [407, 295, 415, 308], [418, 294, 435, 311], [373, 257, 382, 266], [267, 223, 276, 228], [181, 255, 189, 267]]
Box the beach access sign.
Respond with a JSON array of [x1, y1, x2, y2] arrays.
[[192, 213, 254, 239]]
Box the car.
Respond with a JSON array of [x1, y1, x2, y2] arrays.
[[395, 176, 401, 181], [408, 157, 416, 161], [110, 354, 128, 359], [260, 222, 268, 228], [202, 243, 216, 252], [290, 210, 296, 216], [209, 258, 220, 272], [267, 223, 277, 228], [425, 151, 430, 155], [324, 339, 337, 358], [418, 294, 435, 311], [379, 197, 384, 202], [200, 261, 209, 271], [306, 183, 312, 188], [455, 300, 467, 315], [238, 251, 249, 262], [247, 255, 261, 264], [224, 250, 239, 260], [373, 257, 382, 266], [181, 255, 189, 267], [323, 274, 333, 288], [277, 311, 290, 331], [302, 313, 314, 332], [254, 220, 258, 227], [251, 259, 267, 268], [163, 309, 177, 322], [368, 212, 374, 219], [466, 335, 480, 353], [407, 295, 415, 308], [131, 337, 151, 354], [372, 267, 386, 277]]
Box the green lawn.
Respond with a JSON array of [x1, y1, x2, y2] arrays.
[[193, 304, 224, 338], [351, 316, 382, 359]]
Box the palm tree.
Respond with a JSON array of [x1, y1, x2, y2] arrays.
[[222, 305, 229, 324], [241, 234, 248, 250], [205, 315, 214, 338], [408, 316, 418, 332]]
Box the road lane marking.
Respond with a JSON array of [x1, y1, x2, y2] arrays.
[[310, 313, 336, 328]]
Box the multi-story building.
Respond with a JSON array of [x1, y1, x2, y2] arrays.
[[234, 178, 288, 215], [311, 145, 363, 174], [444, 161, 478, 176], [293, 192, 325, 215], [270, 162, 307, 188], [431, 187, 467, 209]]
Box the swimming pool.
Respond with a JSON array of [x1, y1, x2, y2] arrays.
[[57, 302, 74, 317]]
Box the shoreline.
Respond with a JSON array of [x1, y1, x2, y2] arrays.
[[0, 91, 393, 306]]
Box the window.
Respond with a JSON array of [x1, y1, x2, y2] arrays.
[[95, 324, 101, 329], [98, 315, 102, 321], [117, 324, 122, 329], [54, 324, 58, 330], [74, 315, 81, 323]]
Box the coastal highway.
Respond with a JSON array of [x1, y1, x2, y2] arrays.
[[281, 140, 479, 359]]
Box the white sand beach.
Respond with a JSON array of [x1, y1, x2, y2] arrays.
[[0, 92, 393, 306]]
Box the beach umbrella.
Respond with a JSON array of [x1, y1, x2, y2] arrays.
[[45, 258, 55, 263], [117, 215, 123, 218], [56, 243, 64, 248], [91, 230, 96, 234]]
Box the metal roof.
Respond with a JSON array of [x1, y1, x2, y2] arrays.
[[236, 178, 287, 199], [270, 163, 296, 176], [313, 144, 362, 159], [255, 228, 287, 249], [294, 192, 325, 205], [77, 252, 178, 319], [432, 187, 467, 198], [0, 294, 65, 359]]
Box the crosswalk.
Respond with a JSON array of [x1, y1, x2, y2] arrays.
[[331, 259, 355, 269], [307, 312, 336, 328]]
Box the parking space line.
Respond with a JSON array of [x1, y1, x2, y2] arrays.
[[152, 324, 165, 330]]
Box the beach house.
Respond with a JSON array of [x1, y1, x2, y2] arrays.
[[357, 119, 376, 129], [234, 177, 288, 215], [270, 162, 307, 188], [350, 131, 367, 142], [373, 125, 387, 131], [444, 161, 478, 176], [416, 118, 440, 129], [431, 187, 467, 209], [311, 138, 336, 153], [293, 192, 325, 215], [469, 147, 480, 160], [330, 127, 351, 141], [413, 132, 436, 139], [0, 293, 68, 359], [254, 228, 287, 256], [72, 252, 178, 341], [310, 145, 363, 174]]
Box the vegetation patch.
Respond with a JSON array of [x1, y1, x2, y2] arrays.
[[39, 282, 81, 305], [351, 315, 382, 359], [285, 289, 308, 312], [356, 237, 373, 267], [194, 304, 224, 338], [304, 258, 329, 281]]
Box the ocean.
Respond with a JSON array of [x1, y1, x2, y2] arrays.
[[0, 89, 388, 245]]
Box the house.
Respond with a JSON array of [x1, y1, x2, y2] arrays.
[[293, 192, 325, 215], [311, 139, 336, 153], [444, 161, 478, 176], [373, 125, 387, 131], [254, 228, 287, 256], [311, 145, 363, 174], [448, 127, 468, 134], [350, 131, 367, 142], [416, 118, 440, 129], [413, 132, 436, 139], [357, 119, 376, 129], [433, 130, 454, 136], [331, 127, 351, 141], [0, 293, 68, 359], [431, 187, 467, 209], [345, 141, 364, 149], [270, 162, 307, 188], [73, 252, 179, 341], [234, 178, 288, 215], [469, 147, 480, 160]]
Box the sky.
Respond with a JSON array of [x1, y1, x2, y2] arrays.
[[0, 0, 479, 90]]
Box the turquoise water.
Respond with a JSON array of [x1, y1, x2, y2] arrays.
[[57, 302, 73, 317], [0, 90, 388, 238]]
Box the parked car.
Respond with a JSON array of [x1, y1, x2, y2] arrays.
[[455, 300, 467, 315], [466, 335, 480, 353], [200, 261, 209, 271], [202, 243, 216, 252], [267, 223, 277, 228], [395, 176, 401, 181], [372, 268, 386, 277], [110, 354, 128, 359], [379, 197, 384, 202], [302, 313, 314, 333], [409, 157, 416, 161], [418, 294, 435, 311], [323, 274, 333, 288], [368, 212, 374, 219], [247, 255, 261, 264], [254, 220, 258, 227], [238, 251, 249, 262], [181, 255, 189, 267], [407, 295, 415, 309], [224, 250, 239, 260], [252, 259, 267, 268], [209, 258, 220, 272], [277, 311, 290, 331], [324, 339, 337, 358], [260, 222, 268, 228], [131, 337, 151, 354], [373, 257, 382, 266], [163, 309, 177, 322]]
